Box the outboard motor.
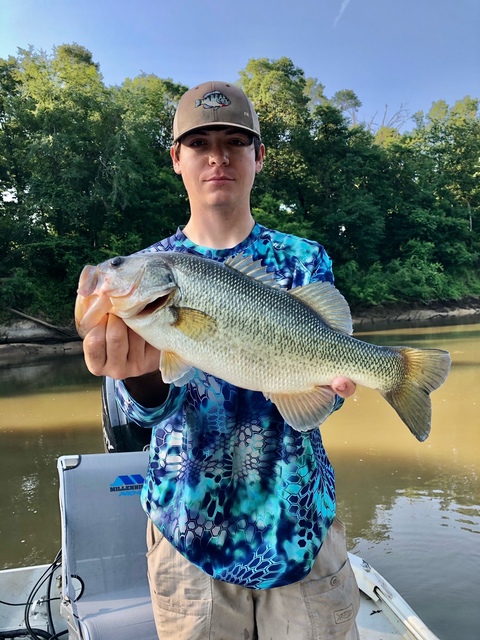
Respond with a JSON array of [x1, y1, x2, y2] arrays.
[[101, 376, 152, 452]]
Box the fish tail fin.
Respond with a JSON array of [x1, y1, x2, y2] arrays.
[[382, 347, 451, 442], [195, 99, 202, 107]]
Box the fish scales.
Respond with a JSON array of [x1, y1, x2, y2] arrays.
[[165, 253, 360, 392], [138, 251, 332, 391], [75, 251, 451, 440], [165, 254, 304, 390]]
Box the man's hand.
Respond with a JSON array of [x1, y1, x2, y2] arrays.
[[82, 314, 170, 408], [330, 376, 356, 399], [83, 313, 160, 379]]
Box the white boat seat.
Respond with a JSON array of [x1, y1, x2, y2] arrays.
[[58, 451, 157, 640]]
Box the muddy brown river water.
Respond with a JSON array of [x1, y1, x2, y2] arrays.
[[1, 323, 479, 639]]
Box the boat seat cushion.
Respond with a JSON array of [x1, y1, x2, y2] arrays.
[[58, 451, 157, 640], [73, 586, 155, 640]]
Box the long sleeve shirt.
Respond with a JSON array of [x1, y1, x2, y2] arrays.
[[115, 223, 342, 589]]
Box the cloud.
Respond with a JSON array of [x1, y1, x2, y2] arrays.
[[334, 0, 351, 26]]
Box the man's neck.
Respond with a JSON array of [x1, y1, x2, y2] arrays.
[[183, 208, 255, 250]]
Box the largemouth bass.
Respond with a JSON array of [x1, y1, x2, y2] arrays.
[[75, 251, 451, 441]]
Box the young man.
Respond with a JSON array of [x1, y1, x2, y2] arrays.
[[83, 81, 359, 639]]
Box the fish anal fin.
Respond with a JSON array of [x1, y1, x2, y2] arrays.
[[225, 252, 279, 288], [265, 386, 336, 432], [290, 281, 353, 335], [173, 307, 217, 340], [160, 351, 196, 385]]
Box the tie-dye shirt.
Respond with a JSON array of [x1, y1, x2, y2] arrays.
[[115, 223, 342, 589]]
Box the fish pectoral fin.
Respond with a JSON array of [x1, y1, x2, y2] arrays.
[[173, 307, 217, 340], [290, 282, 353, 335], [159, 351, 196, 386], [265, 386, 336, 432]]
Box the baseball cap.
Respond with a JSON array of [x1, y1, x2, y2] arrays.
[[173, 81, 261, 142]]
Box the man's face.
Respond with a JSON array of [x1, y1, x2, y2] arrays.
[[170, 128, 264, 212]]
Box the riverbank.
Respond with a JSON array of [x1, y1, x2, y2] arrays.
[[0, 340, 84, 365], [352, 296, 480, 332], [1, 297, 479, 366]]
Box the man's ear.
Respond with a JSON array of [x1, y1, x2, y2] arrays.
[[170, 145, 181, 175], [255, 143, 265, 174]]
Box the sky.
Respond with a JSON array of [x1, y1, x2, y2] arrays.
[[1, 0, 479, 129]]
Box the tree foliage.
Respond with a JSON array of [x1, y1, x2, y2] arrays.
[[1, 46, 479, 324]]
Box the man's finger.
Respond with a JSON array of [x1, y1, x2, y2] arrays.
[[331, 376, 356, 398]]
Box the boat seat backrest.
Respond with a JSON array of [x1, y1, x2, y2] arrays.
[[58, 451, 156, 640]]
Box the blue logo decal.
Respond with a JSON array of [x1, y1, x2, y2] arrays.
[[110, 474, 145, 496]]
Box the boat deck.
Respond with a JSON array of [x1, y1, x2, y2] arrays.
[[0, 555, 438, 640], [0, 451, 439, 640]]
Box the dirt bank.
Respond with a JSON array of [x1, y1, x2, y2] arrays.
[[352, 297, 480, 332], [0, 341, 84, 365], [0, 317, 82, 365]]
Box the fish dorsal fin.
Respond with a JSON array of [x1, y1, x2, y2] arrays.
[[265, 386, 336, 431], [290, 281, 353, 335], [225, 252, 279, 288], [160, 351, 196, 386]]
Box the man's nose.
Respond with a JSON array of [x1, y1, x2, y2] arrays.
[[209, 145, 229, 165]]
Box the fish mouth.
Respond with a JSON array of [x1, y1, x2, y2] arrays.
[[75, 288, 176, 337], [135, 290, 176, 317], [77, 265, 102, 297], [105, 285, 177, 320], [75, 292, 112, 337]]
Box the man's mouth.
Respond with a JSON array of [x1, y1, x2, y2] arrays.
[[205, 175, 234, 182]]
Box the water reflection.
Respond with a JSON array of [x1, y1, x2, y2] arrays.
[[352, 492, 480, 640], [0, 354, 96, 398], [322, 323, 480, 639], [0, 355, 104, 568], [0, 325, 479, 640]]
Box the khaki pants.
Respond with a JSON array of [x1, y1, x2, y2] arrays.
[[146, 518, 360, 640]]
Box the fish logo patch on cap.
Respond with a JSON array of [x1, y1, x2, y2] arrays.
[[195, 91, 231, 110]]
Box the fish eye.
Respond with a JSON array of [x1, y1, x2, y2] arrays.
[[110, 256, 124, 268]]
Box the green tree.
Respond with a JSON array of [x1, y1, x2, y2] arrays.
[[0, 45, 187, 322], [308, 104, 391, 271], [239, 57, 315, 219], [393, 99, 479, 279], [331, 89, 362, 125], [1, 48, 479, 323]]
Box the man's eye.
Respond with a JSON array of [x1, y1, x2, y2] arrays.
[[230, 138, 248, 146], [188, 139, 206, 147]]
